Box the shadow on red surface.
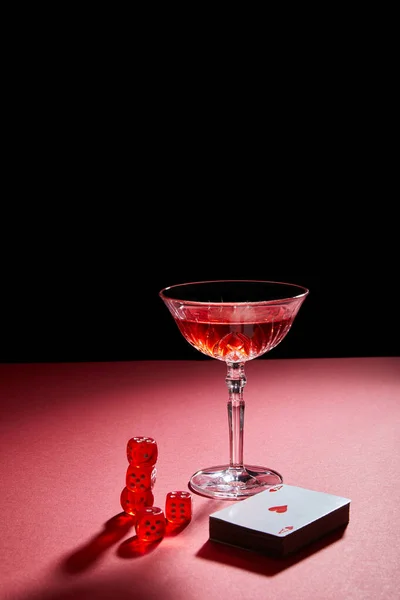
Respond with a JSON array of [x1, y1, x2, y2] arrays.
[[196, 524, 348, 575], [15, 579, 170, 600], [61, 512, 135, 574], [117, 519, 191, 558], [18, 512, 194, 599], [61, 510, 192, 568]]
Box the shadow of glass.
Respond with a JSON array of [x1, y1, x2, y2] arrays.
[[61, 512, 135, 574], [196, 525, 348, 576]]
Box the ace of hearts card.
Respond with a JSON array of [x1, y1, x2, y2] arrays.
[[209, 484, 350, 557]]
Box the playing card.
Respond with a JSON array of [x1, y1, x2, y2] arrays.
[[209, 484, 350, 557]]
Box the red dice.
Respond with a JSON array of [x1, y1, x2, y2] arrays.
[[126, 463, 157, 492], [127, 436, 158, 466], [135, 506, 166, 542], [165, 491, 192, 524], [120, 487, 154, 516]]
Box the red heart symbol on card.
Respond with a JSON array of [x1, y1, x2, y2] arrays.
[[268, 505, 287, 513], [278, 526, 294, 534], [269, 485, 283, 492]]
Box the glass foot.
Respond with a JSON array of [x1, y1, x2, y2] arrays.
[[189, 464, 283, 500]]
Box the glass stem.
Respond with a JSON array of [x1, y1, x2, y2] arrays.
[[226, 361, 246, 469]]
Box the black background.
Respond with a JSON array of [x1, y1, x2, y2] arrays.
[[2, 14, 399, 364]]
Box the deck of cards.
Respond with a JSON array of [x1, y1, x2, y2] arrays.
[[209, 484, 351, 557]]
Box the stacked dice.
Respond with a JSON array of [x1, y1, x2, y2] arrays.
[[120, 435, 192, 544], [120, 436, 158, 521]]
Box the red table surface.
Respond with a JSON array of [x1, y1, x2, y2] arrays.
[[0, 357, 399, 600]]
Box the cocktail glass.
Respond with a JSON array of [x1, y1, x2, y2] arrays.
[[159, 280, 309, 500]]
